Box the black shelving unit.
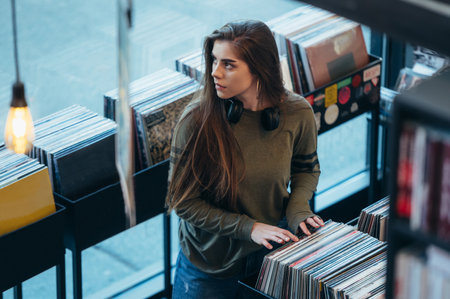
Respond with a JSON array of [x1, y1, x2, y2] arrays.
[[386, 70, 450, 299], [54, 160, 171, 299], [391, 220, 450, 253], [0, 204, 66, 299]]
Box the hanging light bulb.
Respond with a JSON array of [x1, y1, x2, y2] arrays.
[[4, 81, 34, 154], [4, 0, 35, 154]]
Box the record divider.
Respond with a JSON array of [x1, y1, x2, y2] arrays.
[[237, 56, 382, 297], [0, 204, 66, 299], [54, 159, 171, 299]]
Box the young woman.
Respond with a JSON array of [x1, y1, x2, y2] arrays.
[[166, 20, 324, 298]]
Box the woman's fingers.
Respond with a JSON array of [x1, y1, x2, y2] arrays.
[[300, 216, 325, 236], [306, 217, 320, 228], [299, 221, 311, 236], [251, 223, 301, 249], [314, 216, 325, 226], [281, 229, 299, 242], [272, 228, 299, 243], [262, 239, 273, 250]]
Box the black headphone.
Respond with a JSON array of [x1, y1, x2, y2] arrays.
[[225, 98, 280, 131]]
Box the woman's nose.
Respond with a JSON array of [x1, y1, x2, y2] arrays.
[[211, 63, 222, 78]]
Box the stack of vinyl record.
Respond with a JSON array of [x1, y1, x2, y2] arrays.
[[175, 49, 204, 83], [0, 145, 55, 235], [30, 105, 118, 199], [267, 5, 369, 94], [256, 220, 386, 299], [104, 68, 199, 170], [0, 145, 46, 188], [357, 196, 390, 241]]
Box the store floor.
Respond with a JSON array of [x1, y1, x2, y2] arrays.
[[0, 0, 300, 298]]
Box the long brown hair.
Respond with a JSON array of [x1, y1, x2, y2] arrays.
[[167, 20, 285, 212]]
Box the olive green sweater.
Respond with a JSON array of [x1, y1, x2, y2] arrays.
[[168, 91, 320, 278]]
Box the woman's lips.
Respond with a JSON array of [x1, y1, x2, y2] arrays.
[[215, 83, 225, 90]]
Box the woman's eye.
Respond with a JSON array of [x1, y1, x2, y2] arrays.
[[224, 62, 233, 69]]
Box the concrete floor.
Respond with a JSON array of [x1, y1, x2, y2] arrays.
[[0, 1, 307, 298]]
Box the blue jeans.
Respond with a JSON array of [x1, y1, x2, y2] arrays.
[[172, 249, 266, 299]]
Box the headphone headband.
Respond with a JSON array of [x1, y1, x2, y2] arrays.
[[225, 98, 279, 131]]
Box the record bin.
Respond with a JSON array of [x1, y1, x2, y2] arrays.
[[0, 203, 66, 298], [237, 218, 363, 298], [237, 273, 274, 299], [54, 159, 169, 251], [304, 54, 381, 135], [54, 159, 170, 298]]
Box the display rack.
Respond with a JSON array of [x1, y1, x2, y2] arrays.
[[305, 55, 381, 135], [54, 160, 171, 299], [386, 70, 450, 299], [305, 55, 381, 208], [0, 204, 66, 299]]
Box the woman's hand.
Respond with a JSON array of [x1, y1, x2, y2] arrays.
[[298, 216, 324, 236], [251, 222, 299, 250]]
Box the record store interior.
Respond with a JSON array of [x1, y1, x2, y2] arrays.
[[1, 0, 449, 298]]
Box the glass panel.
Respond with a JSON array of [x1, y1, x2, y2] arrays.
[[317, 113, 369, 194]]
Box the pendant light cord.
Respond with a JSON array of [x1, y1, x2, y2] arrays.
[[11, 0, 20, 83]]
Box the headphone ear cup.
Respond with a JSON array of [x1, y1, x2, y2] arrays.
[[261, 106, 280, 131], [226, 98, 243, 124]]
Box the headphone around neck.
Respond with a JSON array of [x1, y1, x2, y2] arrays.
[[225, 98, 280, 131]]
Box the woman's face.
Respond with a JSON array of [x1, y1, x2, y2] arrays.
[[211, 40, 257, 102]]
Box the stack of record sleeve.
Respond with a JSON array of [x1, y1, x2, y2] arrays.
[[357, 196, 390, 241], [175, 49, 204, 83], [0, 145, 55, 235], [256, 220, 386, 299], [104, 68, 199, 170], [267, 5, 369, 95], [30, 105, 118, 199]]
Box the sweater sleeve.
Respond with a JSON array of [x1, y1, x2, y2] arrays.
[[167, 111, 256, 241], [286, 105, 321, 233]]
